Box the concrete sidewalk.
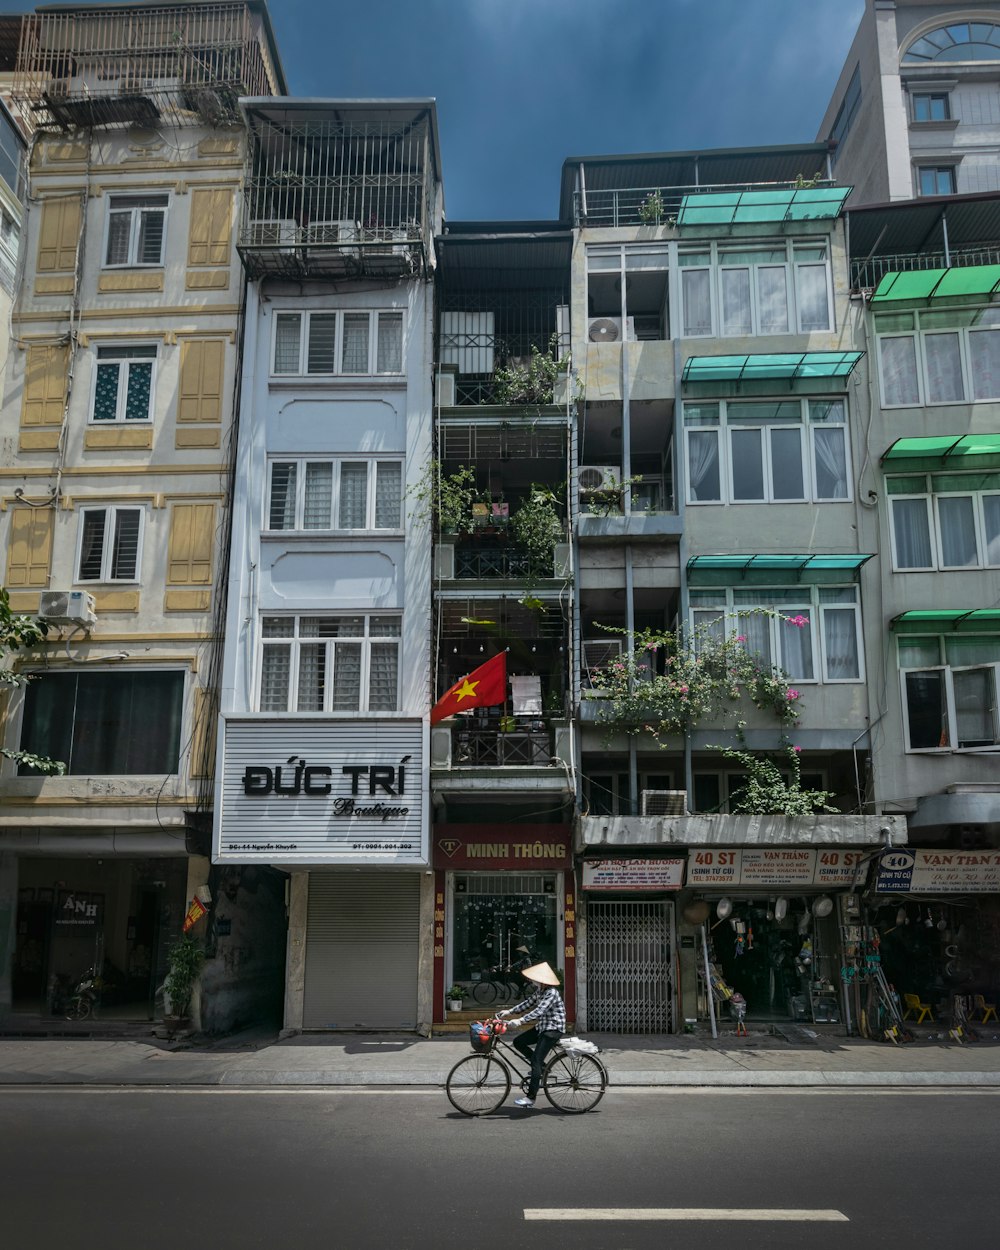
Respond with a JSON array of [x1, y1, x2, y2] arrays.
[[3, 1024, 1000, 1087]]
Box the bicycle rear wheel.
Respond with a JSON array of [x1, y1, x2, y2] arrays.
[[472, 979, 498, 1005], [542, 1051, 607, 1113], [446, 1054, 511, 1116]]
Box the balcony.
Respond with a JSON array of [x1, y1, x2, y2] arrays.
[[436, 534, 571, 584], [431, 718, 574, 800], [573, 180, 840, 229], [851, 244, 1000, 291]]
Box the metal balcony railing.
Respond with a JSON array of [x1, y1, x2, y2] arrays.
[[851, 244, 1000, 291], [454, 546, 554, 580], [573, 181, 835, 229], [452, 723, 555, 767]]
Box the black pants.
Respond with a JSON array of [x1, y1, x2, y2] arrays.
[[513, 1027, 560, 1099]]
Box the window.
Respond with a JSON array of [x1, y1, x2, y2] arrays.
[[104, 195, 167, 267], [77, 507, 142, 582], [18, 670, 184, 774], [272, 310, 404, 376], [829, 65, 862, 157], [259, 615, 401, 713], [267, 458, 403, 531], [888, 472, 1000, 570], [694, 768, 826, 814], [899, 635, 1000, 751], [679, 239, 832, 338], [0, 107, 24, 201], [904, 23, 1000, 63], [586, 244, 670, 341], [918, 165, 957, 196], [912, 93, 951, 122], [875, 307, 1000, 405], [92, 345, 156, 423], [583, 772, 673, 817], [690, 585, 863, 683], [684, 398, 850, 504], [0, 209, 18, 295]]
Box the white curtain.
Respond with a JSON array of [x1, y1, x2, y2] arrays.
[[341, 314, 370, 373], [375, 462, 403, 527], [368, 643, 399, 711], [795, 264, 830, 331], [376, 313, 403, 372], [925, 332, 965, 402], [822, 607, 860, 679], [983, 494, 1000, 564], [813, 426, 848, 499], [682, 268, 712, 335], [303, 463, 333, 528], [687, 430, 721, 501], [953, 668, 996, 746], [721, 269, 752, 335], [331, 642, 363, 710], [779, 612, 814, 680], [938, 495, 979, 566], [339, 462, 368, 528], [879, 336, 920, 405], [970, 328, 1000, 400], [757, 266, 789, 333], [891, 497, 933, 567]]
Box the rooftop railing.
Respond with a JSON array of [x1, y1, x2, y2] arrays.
[[851, 244, 1000, 292], [573, 180, 836, 229]]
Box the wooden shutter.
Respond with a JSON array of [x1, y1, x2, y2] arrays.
[[37, 197, 83, 272], [177, 339, 224, 423], [189, 685, 217, 780], [5, 507, 54, 587], [21, 344, 68, 427], [187, 188, 233, 266], [167, 502, 215, 585]]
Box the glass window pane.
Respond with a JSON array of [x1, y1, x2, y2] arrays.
[[823, 607, 860, 679], [814, 426, 848, 499], [892, 498, 934, 568], [137, 208, 164, 264], [731, 428, 764, 499], [796, 264, 830, 331], [332, 642, 363, 709], [682, 268, 712, 335], [983, 495, 1000, 564], [339, 462, 368, 527], [303, 462, 333, 528], [274, 314, 301, 373], [110, 510, 140, 579], [770, 427, 804, 499], [757, 266, 789, 333], [94, 362, 119, 420], [124, 361, 152, 420], [969, 328, 1000, 399], [262, 616, 294, 638], [687, 430, 721, 501], [377, 313, 403, 372], [879, 336, 920, 405], [296, 643, 326, 712], [341, 314, 370, 373], [269, 462, 297, 529], [78, 510, 106, 579], [945, 636, 1000, 665], [370, 616, 402, 637], [306, 314, 337, 373], [938, 495, 979, 565], [780, 610, 814, 679], [721, 268, 752, 335], [954, 667, 998, 747], [924, 332, 965, 402], [374, 462, 402, 527], [368, 642, 399, 710], [106, 213, 130, 265], [736, 609, 771, 666], [905, 670, 949, 748], [260, 645, 291, 711]]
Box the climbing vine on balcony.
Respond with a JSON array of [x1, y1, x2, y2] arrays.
[[711, 744, 837, 816]]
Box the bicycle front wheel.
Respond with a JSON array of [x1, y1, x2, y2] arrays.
[[472, 979, 498, 1005], [446, 1054, 511, 1116], [542, 1051, 607, 1113]]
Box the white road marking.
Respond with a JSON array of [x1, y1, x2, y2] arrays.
[[524, 1208, 849, 1222]]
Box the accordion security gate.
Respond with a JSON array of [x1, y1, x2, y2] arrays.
[[586, 900, 675, 1033]]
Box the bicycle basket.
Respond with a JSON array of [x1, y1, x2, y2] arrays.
[[469, 1022, 494, 1053]]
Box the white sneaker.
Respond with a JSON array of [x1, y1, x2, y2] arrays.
[[514, 1097, 534, 1108]]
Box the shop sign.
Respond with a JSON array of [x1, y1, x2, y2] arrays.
[[687, 847, 867, 889], [433, 827, 571, 871], [216, 717, 427, 864], [582, 859, 685, 891], [875, 849, 1000, 894], [55, 892, 103, 927]]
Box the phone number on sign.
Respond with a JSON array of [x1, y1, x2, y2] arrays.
[[351, 842, 414, 851]]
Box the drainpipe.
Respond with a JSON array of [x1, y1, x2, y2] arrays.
[[673, 335, 692, 802], [620, 279, 638, 812]]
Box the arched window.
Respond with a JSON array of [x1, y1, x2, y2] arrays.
[[904, 22, 1000, 61]]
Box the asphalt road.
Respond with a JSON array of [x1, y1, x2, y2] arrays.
[[2, 1087, 997, 1249]]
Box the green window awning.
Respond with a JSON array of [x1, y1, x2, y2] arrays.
[[676, 186, 852, 227], [871, 264, 1000, 304], [687, 553, 873, 586], [881, 434, 1000, 471], [682, 352, 863, 383], [892, 610, 1000, 634]]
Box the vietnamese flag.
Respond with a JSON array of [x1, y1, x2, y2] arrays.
[[430, 652, 507, 724]]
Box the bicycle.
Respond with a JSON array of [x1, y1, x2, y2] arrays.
[[446, 1018, 608, 1116], [471, 961, 526, 1006]]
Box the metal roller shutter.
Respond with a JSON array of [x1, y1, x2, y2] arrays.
[[303, 872, 419, 1029]]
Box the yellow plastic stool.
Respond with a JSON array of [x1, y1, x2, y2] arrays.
[[974, 994, 998, 1024], [902, 993, 934, 1024]]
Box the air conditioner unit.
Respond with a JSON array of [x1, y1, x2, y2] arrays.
[[304, 220, 360, 245], [582, 638, 622, 693], [247, 219, 297, 250], [579, 465, 620, 494], [640, 789, 688, 816], [39, 590, 97, 627], [587, 316, 634, 343]]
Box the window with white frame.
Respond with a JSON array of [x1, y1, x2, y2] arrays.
[[876, 306, 1000, 406], [899, 634, 1000, 751], [679, 239, 832, 338], [684, 398, 850, 504], [585, 243, 670, 341], [888, 472, 1000, 570], [92, 345, 156, 423], [689, 585, 864, 683], [272, 310, 404, 376], [258, 614, 401, 713], [77, 506, 143, 582], [267, 458, 403, 531], [104, 195, 167, 267]]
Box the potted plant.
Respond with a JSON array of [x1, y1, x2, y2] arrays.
[[408, 461, 480, 536], [446, 984, 465, 1011], [162, 934, 206, 1036], [511, 485, 564, 574]]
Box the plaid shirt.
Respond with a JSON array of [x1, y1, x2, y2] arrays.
[[512, 985, 566, 1033]]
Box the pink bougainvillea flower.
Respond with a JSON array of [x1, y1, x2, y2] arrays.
[[680, 685, 689, 693], [793, 745, 802, 753], [736, 635, 747, 643], [790, 615, 809, 628], [786, 689, 800, 700]]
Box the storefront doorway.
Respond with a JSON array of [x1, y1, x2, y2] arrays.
[[452, 873, 558, 990], [586, 899, 675, 1033]]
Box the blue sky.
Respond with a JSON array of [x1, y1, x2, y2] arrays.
[[3, 0, 867, 219]]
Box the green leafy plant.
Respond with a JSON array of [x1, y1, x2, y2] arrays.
[[408, 461, 481, 535], [638, 189, 665, 224], [581, 473, 644, 517], [711, 744, 837, 816], [793, 172, 823, 189], [446, 984, 464, 1000], [0, 587, 63, 774], [163, 934, 206, 1018], [492, 335, 570, 407], [511, 485, 564, 571]]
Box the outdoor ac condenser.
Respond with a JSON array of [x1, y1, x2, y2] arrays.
[[640, 790, 688, 816], [38, 590, 97, 627]]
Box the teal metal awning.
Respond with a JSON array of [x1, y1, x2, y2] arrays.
[[871, 264, 1000, 304], [881, 434, 1000, 471], [892, 610, 1000, 633], [682, 352, 863, 383], [687, 553, 874, 586], [676, 186, 852, 227]]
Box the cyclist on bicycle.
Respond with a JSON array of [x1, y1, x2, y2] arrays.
[[499, 961, 565, 1108]]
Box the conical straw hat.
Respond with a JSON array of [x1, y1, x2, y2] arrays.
[[521, 961, 560, 986]]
